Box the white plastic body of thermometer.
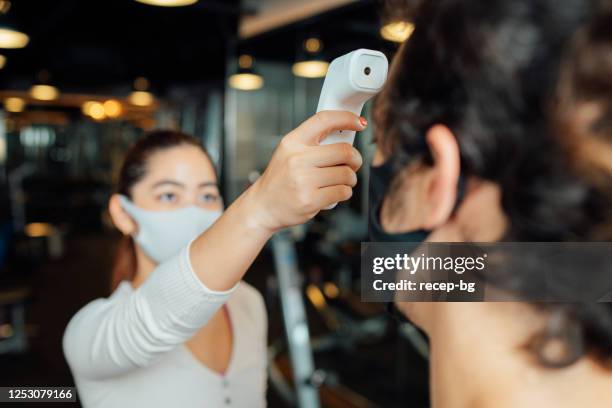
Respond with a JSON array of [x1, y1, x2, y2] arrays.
[[316, 48, 388, 208]]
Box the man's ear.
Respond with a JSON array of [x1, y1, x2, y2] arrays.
[[422, 125, 461, 229], [108, 194, 137, 236]]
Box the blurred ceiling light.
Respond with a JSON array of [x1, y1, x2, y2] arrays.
[[30, 84, 59, 101], [0, 27, 28, 48], [0, 1, 28, 49], [238, 54, 253, 69], [306, 284, 327, 310], [0, 1, 11, 14], [133, 76, 150, 91], [229, 54, 263, 91], [304, 37, 322, 53], [129, 90, 154, 106], [323, 282, 340, 299], [4, 96, 24, 113], [292, 60, 328, 78], [228, 73, 263, 91], [129, 77, 154, 106], [82, 101, 106, 120], [380, 21, 415, 43], [24, 222, 54, 238], [0, 323, 13, 338], [293, 37, 328, 78], [103, 99, 122, 118], [81, 101, 95, 115], [134, 0, 198, 6], [90, 104, 106, 120]]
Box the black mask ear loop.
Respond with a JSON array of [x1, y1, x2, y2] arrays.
[[454, 170, 466, 212], [368, 152, 466, 242], [368, 152, 430, 242]]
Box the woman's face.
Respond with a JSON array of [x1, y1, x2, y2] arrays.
[[130, 144, 222, 212]]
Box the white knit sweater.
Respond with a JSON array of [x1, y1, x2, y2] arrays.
[[63, 243, 267, 408]]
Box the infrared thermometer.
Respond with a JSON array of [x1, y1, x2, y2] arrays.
[[316, 48, 388, 208]]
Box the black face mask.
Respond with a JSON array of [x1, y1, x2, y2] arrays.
[[368, 157, 464, 243], [368, 158, 431, 242]]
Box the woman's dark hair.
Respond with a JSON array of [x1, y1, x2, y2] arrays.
[[111, 130, 208, 290], [377, 0, 612, 367]]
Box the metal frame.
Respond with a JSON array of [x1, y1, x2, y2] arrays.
[[271, 229, 320, 408]]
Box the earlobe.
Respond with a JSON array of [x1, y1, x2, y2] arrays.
[[108, 194, 136, 236], [422, 125, 461, 229]]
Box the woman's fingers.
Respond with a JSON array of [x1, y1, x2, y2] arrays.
[[292, 110, 366, 145], [313, 185, 354, 208], [310, 166, 358, 188], [303, 143, 363, 171]]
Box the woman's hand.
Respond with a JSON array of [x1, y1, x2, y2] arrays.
[[247, 110, 366, 234], [189, 110, 364, 291]]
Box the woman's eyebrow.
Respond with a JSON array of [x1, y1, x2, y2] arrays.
[[152, 180, 186, 189], [198, 182, 218, 188]]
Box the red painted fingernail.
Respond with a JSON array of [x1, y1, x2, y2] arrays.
[[359, 117, 368, 127]]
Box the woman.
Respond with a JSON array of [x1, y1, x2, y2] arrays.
[[63, 112, 367, 407], [371, 0, 612, 406]]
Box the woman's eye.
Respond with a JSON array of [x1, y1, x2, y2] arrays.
[[200, 193, 219, 203], [159, 192, 177, 203]]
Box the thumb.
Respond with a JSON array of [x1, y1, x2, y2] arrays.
[[291, 110, 367, 145]]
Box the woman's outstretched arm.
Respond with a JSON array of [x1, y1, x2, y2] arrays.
[[63, 244, 236, 380]]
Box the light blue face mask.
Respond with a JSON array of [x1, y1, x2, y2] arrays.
[[119, 195, 222, 264]]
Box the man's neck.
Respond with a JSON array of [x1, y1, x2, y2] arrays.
[[428, 302, 612, 408]]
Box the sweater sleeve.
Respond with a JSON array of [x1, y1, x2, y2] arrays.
[[62, 241, 239, 380]]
